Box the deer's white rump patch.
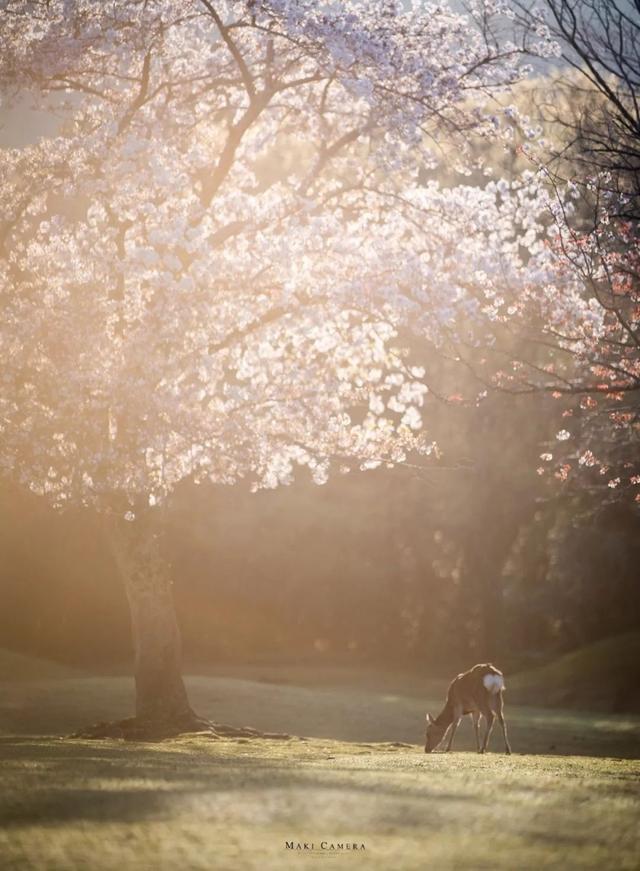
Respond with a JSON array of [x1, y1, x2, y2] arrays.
[[483, 674, 504, 694]]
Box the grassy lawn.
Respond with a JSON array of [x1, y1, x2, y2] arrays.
[[1, 657, 639, 870]]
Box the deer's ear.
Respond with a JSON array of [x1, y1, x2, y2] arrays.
[[425, 713, 433, 724]]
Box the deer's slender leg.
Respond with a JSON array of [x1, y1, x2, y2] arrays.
[[445, 717, 461, 751], [472, 711, 481, 752], [481, 711, 495, 753], [496, 696, 512, 754], [445, 705, 463, 751]]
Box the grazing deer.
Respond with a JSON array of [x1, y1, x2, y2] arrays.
[[424, 663, 511, 754]]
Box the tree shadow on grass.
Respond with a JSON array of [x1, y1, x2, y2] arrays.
[[0, 735, 483, 830]]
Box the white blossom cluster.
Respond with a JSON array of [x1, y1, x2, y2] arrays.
[[0, 0, 589, 513]]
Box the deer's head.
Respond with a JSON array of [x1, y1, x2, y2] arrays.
[[424, 713, 447, 753]]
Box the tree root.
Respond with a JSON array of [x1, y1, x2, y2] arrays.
[[70, 714, 294, 742]]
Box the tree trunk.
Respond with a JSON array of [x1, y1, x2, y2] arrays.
[[457, 535, 504, 663], [107, 511, 194, 726], [479, 563, 503, 662], [72, 509, 292, 741]]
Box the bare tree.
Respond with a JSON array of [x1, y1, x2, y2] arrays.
[[517, 0, 640, 215]]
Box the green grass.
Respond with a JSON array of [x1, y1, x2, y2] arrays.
[[510, 633, 640, 712], [1, 652, 639, 869], [1, 736, 638, 870]]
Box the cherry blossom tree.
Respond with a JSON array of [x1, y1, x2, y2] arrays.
[[0, 0, 563, 736]]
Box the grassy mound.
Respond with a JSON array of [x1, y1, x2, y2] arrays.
[[2, 667, 640, 758], [0, 648, 84, 682], [510, 633, 640, 713]]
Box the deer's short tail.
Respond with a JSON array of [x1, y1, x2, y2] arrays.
[[483, 674, 505, 694]]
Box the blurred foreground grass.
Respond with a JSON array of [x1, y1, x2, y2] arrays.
[[1, 735, 639, 871]]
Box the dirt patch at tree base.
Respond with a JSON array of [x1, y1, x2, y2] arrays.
[[71, 715, 294, 742]]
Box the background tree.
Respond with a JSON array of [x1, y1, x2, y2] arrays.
[[518, 0, 640, 213], [1, 0, 562, 736], [501, 0, 640, 498]]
